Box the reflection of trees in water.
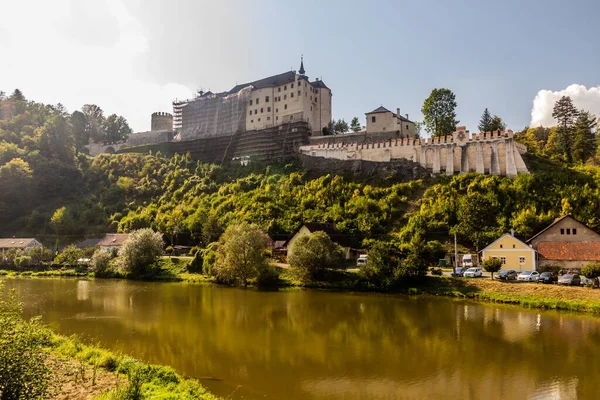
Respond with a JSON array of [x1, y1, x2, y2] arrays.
[[9, 279, 600, 399]]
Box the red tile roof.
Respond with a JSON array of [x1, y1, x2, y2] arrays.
[[537, 241, 600, 261]]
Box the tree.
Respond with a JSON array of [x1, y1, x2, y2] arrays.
[[489, 115, 506, 132], [552, 96, 579, 163], [9, 89, 25, 101], [478, 108, 493, 132], [71, 110, 88, 155], [118, 228, 164, 276], [572, 111, 597, 164], [81, 104, 105, 143], [350, 117, 361, 133], [55, 245, 84, 266], [90, 251, 113, 276], [287, 231, 344, 283], [0, 285, 51, 399], [482, 257, 502, 280], [104, 114, 132, 144], [421, 88, 458, 137], [212, 222, 270, 286], [333, 119, 349, 134], [581, 262, 600, 288], [360, 241, 401, 289], [453, 192, 500, 253]]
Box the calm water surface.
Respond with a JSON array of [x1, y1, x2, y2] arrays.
[[5, 278, 600, 399]]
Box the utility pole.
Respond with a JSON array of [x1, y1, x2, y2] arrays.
[[454, 232, 458, 277]]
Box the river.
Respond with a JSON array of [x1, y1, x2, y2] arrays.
[[4, 277, 600, 399]]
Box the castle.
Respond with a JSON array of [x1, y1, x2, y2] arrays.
[[86, 59, 529, 177]]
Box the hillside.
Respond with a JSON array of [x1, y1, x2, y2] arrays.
[[2, 92, 600, 251]]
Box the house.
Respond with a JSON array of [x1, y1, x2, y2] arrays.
[[365, 106, 417, 138], [527, 215, 600, 270], [285, 223, 362, 260], [0, 238, 42, 254], [481, 233, 536, 271], [97, 234, 130, 253], [75, 238, 102, 249]]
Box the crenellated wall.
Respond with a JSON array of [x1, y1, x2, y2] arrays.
[[299, 126, 529, 177]]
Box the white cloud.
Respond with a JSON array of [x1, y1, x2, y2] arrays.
[[0, 0, 194, 132], [530, 84, 600, 127]]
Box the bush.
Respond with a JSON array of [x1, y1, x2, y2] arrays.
[[202, 244, 217, 276], [90, 251, 113, 276], [0, 284, 51, 399], [581, 262, 600, 288], [288, 231, 345, 283], [118, 228, 164, 276], [361, 241, 402, 289], [54, 244, 84, 266], [212, 223, 270, 286], [13, 256, 32, 269], [188, 250, 203, 273], [483, 258, 503, 280]]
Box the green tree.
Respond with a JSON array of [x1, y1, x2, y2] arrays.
[[482, 257, 502, 280], [360, 241, 401, 289], [421, 88, 458, 137], [118, 228, 164, 276], [104, 114, 132, 144], [478, 108, 493, 132], [287, 231, 344, 283], [212, 222, 270, 287], [0, 285, 51, 399], [49, 206, 75, 235], [453, 192, 500, 253], [81, 104, 105, 143], [581, 262, 600, 287], [90, 251, 113, 276], [350, 117, 361, 132], [552, 96, 579, 163], [572, 111, 597, 164], [71, 110, 88, 155], [489, 115, 506, 132], [333, 119, 349, 134], [55, 244, 85, 266]]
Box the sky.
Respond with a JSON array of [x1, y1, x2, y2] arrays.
[[1, 0, 599, 134]]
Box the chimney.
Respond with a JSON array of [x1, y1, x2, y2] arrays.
[[405, 113, 409, 120], [511, 229, 515, 237], [397, 108, 400, 117]]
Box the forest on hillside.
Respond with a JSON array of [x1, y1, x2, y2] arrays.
[[1, 90, 599, 252]]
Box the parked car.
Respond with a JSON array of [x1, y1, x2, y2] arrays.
[[580, 276, 592, 287], [558, 274, 581, 286], [464, 267, 483, 278], [497, 269, 518, 281], [430, 267, 443, 276], [538, 271, 557, 284], [517, 270, 540, 282], [451, 267, 464, 277], [356, 255, 367, 267]]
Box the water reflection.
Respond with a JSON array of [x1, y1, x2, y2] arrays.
[[5, 278, 600, 399]]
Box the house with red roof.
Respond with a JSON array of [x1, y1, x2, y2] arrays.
[[527, 215, 600, 270]]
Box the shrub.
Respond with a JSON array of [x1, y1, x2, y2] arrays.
[[118, 228, 164, 276], [212, 223, 270, 286], [188, 250, 203, 273], [581, 262, 600, 288], [54, 244, 84, 266], [0, 284, 51, 399], [202, 244, 217, 276], [360, 241, 401, 289], [13, 256, 32, 269], [483, 258, 503, 280], [288, 231, 345, 283], [90, 251, 113, 276]]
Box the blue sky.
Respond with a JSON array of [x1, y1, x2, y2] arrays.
[[1, 0, 599, 133]]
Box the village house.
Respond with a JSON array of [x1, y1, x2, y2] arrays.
[[0, 238, 42, 254], [481, 233, 536, 271], [527, 215, 600, 270], [285, 222, 361, 260], [97, 234, 130, 254], [365, 106, 417, 138]]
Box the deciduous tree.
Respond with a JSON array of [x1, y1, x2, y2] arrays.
[[421, 88, 458, 137], [288, 231, 344, 283]]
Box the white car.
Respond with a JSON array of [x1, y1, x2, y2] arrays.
[[517, 271, 540, 282], [464, 267, 483, 278], [356, 255, 368, 267]]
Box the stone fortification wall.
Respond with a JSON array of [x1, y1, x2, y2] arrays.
[[300, 155, 430, 183], [308, 131, 408, 146], [176, 87, 252, 141], [127, 130, 173, 147], [119, 121, 311, 165], [300, 128, 529, 177], [151, 112, 173, 131]]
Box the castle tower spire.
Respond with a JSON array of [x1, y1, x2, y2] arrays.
[[299, 56, 305, 76]]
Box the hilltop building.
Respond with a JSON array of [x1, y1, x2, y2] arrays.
[[173, 57, 332, 140], [365, 106, 417, 137]]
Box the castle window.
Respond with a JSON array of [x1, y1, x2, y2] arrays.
[[310, 96, 312, 101], [278, 88, 281, 92], [266, 96, 269, 102], [573, 228, 577, 235], [290, 115, 294, 120], [276, 116, 279, 120], [284, 85, 287, 90], [276, 108, 278, 113], [258, 118, 261, 122], [284, 104, 288, 110], [256, 98, 259, 104], [284, 95, 287, 100], [255, 110, 257, 115], [406, 124, 409, 129], [298, 90, 301, 96], [249, 111, 252, 116], [372, 116, 376, 123], [267, 107, 271, 112], [249, 100, 253, 105], [291, 93, 294, 98], [251, 120, 253, 123], [278, 96, 281, 101], [311, 106, 312, 111], [261, 108, 264, 113], [291, 83, 294, 88], [315, 97, 317, 103], [267, 117, 271, 120]]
